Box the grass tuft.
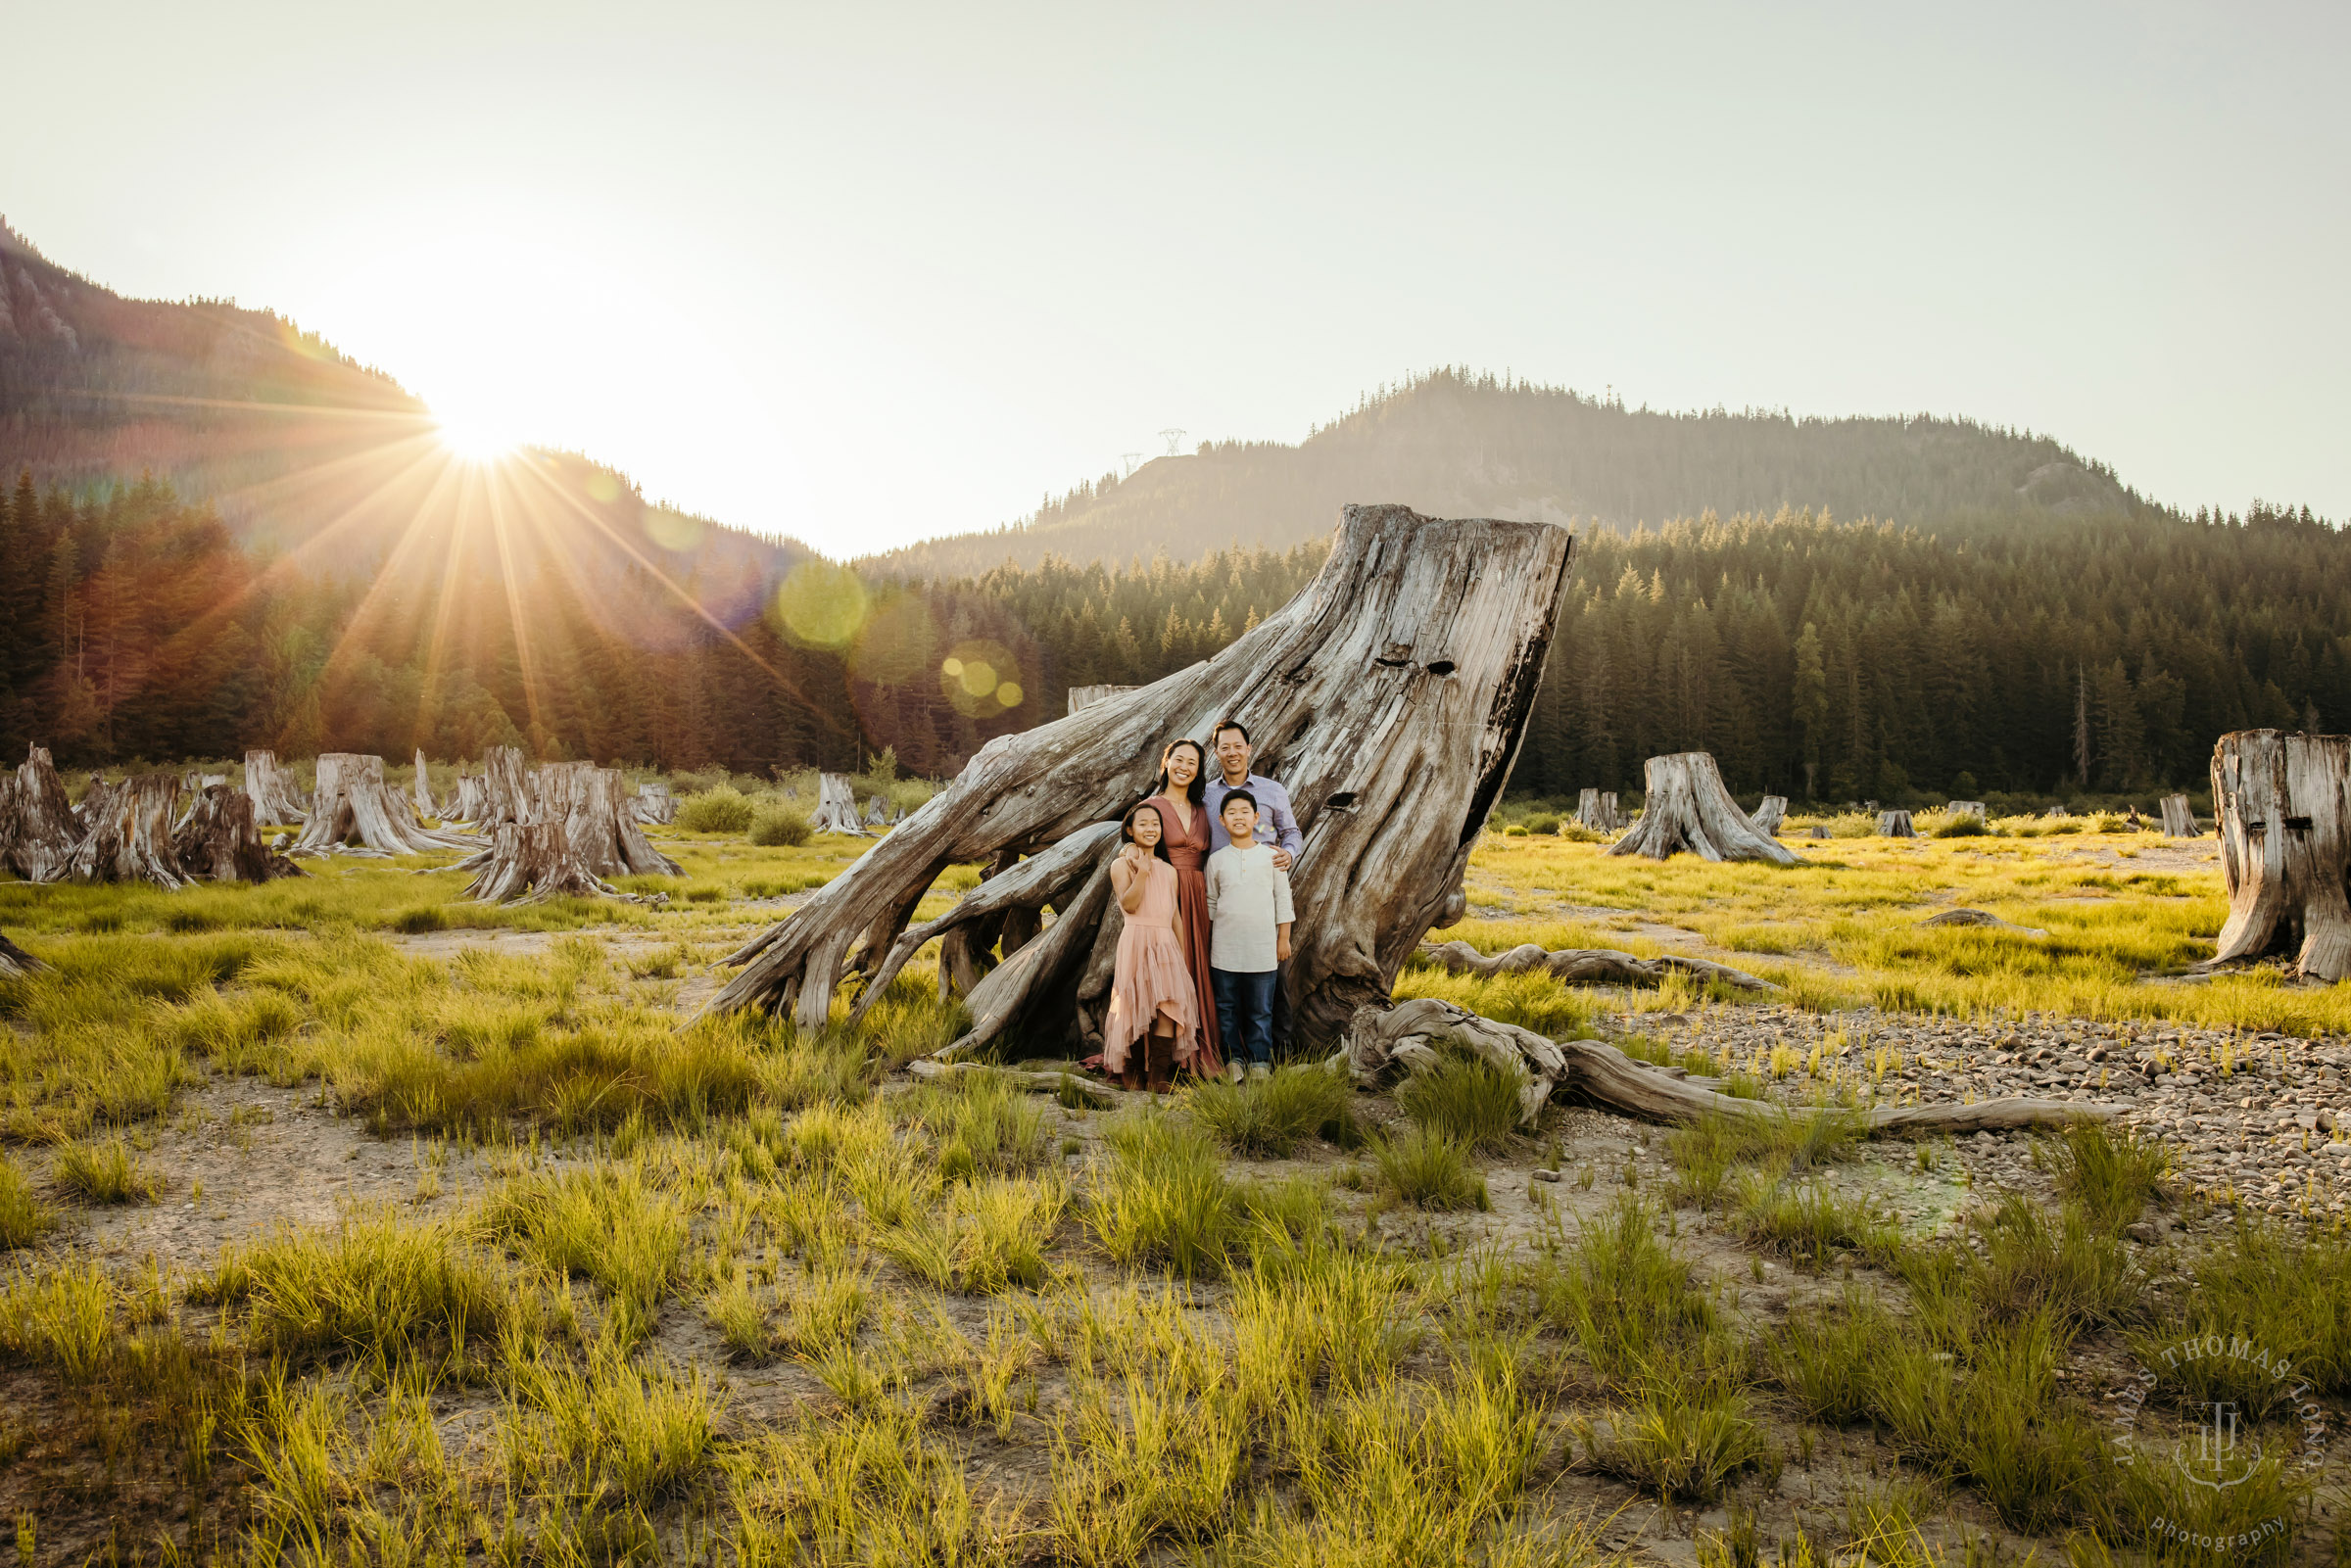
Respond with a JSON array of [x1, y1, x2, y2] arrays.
[[56, 1135, 163, 1205], [1372, 1125, 1491, 1211], [1395, 1045, 1527, 1152], [1188, 1062, 1359, 1157]]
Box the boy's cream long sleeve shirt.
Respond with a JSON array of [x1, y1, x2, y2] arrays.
[[1203, 842, 1294, 973]]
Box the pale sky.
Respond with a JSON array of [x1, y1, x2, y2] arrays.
[[7, 2, 2345, 554]]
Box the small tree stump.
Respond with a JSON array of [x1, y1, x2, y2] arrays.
[[292, 754, 480, 857], [562, 767, 681, 879], [463, 822, 623, 904], [1608, 753, 1796, 865], [0, 745, 81, 882], [61, 772, 189, 887], [244, 749, 310, 825], [633, 781, 676, 825], [451, 773, 488, 823], [2201, 730, 2351, 980], [411, 750, 439, 820], [863, 795, 888, 827], [1878, 810, 1916, 837], [173, 785, 306, 882], [1751, 795, 1789, 834], [2043, 805, 2071, 819], [1068, 685, 1137, 715], [1945, 800, 1986, 822], [812, 774, 866, 835], [2160, 794, 2200, 837]]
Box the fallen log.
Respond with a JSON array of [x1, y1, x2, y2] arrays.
[[905, 1057, 1122, 1107], [1340, 996, 2121, 1135], [1068, 685, 1138, 716], [291, 753, 480, 857], [1415, 938, 1780, 993], [1608, 753, 1796, 865], [0, 931, 47, 979], [173, 785, 306, 882], [244, 749, 310, 826], [699, 504, 1576, 1060], [0, 745, 80, 882], [59, 772, 189, 888], [2199, 729, 2351, 981]]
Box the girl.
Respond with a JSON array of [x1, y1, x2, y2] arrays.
[[1104, 801, 1200, 1092], [1141, 738, 1225, 1078]]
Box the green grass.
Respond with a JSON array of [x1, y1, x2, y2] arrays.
[[0, 1154, 57, 1248], [1394, 1045, 1526, 1152], [55, 1135, 163, 1204], [1188, 1062, 1360, 1157], [1372, 1125, 1491, 1211]]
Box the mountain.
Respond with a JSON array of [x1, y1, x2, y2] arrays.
[[867, 369, 2149, 576]]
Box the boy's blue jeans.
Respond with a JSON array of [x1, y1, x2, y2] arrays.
[[1212, 967, 1278, 1065]]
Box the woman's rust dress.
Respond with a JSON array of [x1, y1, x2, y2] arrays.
[[1143, 792, 1224, 1076]]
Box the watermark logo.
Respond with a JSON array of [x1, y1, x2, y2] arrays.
[[2113, 1330, 2329, 1558]]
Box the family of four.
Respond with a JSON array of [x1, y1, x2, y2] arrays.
[[1103, 718, 1300, 1092]]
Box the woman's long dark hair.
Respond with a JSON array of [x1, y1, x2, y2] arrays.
[[1153, 738, 1208, 805], [1121, 802, 1175, 864]]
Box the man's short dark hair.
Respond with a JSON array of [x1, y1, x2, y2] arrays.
[[1219, 789, 1259, 818], [1212, 718, 1250, 745]]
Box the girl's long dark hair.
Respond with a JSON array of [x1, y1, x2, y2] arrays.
[[1153, 738, 1207, 805], [1121, 802, 1175, 864]]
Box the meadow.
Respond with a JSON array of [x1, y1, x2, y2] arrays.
[[0, 811, 2345, 1566]]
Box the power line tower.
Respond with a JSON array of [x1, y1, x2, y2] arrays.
[[1158, 428, 1186, 456], [1121, 452, 1142, 478]]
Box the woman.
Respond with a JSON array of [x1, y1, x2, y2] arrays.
[[1142, 738, 1225, 1079], [1105, 802, 1199, 1092]]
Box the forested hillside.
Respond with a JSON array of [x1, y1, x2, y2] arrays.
[[872, 368, 2149, 577]]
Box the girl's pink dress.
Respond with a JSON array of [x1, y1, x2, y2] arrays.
[[1103, 856, 1202, 1073]]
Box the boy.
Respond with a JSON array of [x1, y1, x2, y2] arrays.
[[1203, 789, 1293, 1081]]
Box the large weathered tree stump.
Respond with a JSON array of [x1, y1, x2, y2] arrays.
[[1878, 810, 1916, 838], [1751, 795, 1789, 835], [480, 745, 532, 828], [1341, 997, 2121, 1135], [173, 785, 306, 882], [60, 773, 189, 887], [292, 754, 480, 857], [812, 774, 866, 836], [244, 749, 310, 826], [560, 767, 681, 879], [633, 781, 676, 825], [0, 746, 81, 882], [1608, 753, 1796, 865], [455, 765, 680, 888], [701, 504, 1576, 1056], [2200, 730, 2351, 981], [463, 823, 624, 903], [2160, 794, 2200, 837]]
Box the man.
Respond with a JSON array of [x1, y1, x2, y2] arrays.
[[1203, 718, 1303, 1054]]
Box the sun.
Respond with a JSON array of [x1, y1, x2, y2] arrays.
[[434, 407, 522, 462]]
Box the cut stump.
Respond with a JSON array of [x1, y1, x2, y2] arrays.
[[481, 745, 532, 828], [1878, 810, 1916, 838], [2160, 794, 2200, 838], [700, 503, 1577, 1059], [0, 930, 47, 979], [2200, 729, 2351, 980], [813, 774, 866, 835], [1068, 685, 1138, 716], [1608, 753, 1796, 865], [60, 772, 189, 887], [1945, 800, 1987, 823], [412, 749, 438, 820], [173, 785, 306, 882], [463, 822, 624, 904], [634, 781, 676, 825], [245, 749, 310, 826], [292, 753, 480, 857], [1751, 795, 1789, 835], [0, 745, 81, 882]]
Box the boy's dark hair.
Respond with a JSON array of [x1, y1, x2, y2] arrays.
[[1211, 718, 1250, 745], [1219, 789, 1259, 818]]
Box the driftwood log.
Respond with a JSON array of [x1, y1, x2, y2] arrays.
[[1878, 810, 1916, 838], [2159, 793, 2200, 838], [0, 931, 47, 979], [812, 774, 866, 835], [292, 753, 479, 857], [0, 745, 81, 882], [1067, 685, 1138, 716], [1609, 753, 1796, 865], [1341, 996, 2121, 1135], [1751, 795, 1788, 834], [244, 749, 310, 826], [2199, 730, 2351, 981], [701, 504, 1576, 1057], [173, 785, 306, 882], [1416, 938, 1779, 993], [61, 772, 188, 887]]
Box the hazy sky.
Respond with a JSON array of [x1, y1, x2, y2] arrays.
[[7, 2, 2345, 554]]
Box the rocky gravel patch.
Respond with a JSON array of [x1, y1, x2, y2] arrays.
[[1622, 1003, 2351, 1224]]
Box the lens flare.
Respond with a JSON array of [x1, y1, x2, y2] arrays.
[[774, 560, 870, 648], [939, 639, 1027, 717], [435, 410, 520, 462]]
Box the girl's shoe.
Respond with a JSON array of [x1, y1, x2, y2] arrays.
[[1225, 1060, 1246, 1084], [1247, 1062, 1271, 1081]]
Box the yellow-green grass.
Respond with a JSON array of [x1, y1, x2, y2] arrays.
[[1436, 834, 2351, 1036]]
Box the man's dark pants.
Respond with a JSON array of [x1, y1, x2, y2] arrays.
[[1212, 968, 1278, 1066]]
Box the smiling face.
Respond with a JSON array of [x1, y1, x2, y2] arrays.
[[1127, 805, 1165, 850], [1213, 726, 1252, 781], [1162, 741, 1202, 791], [1220, 795, 1258, 840]]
